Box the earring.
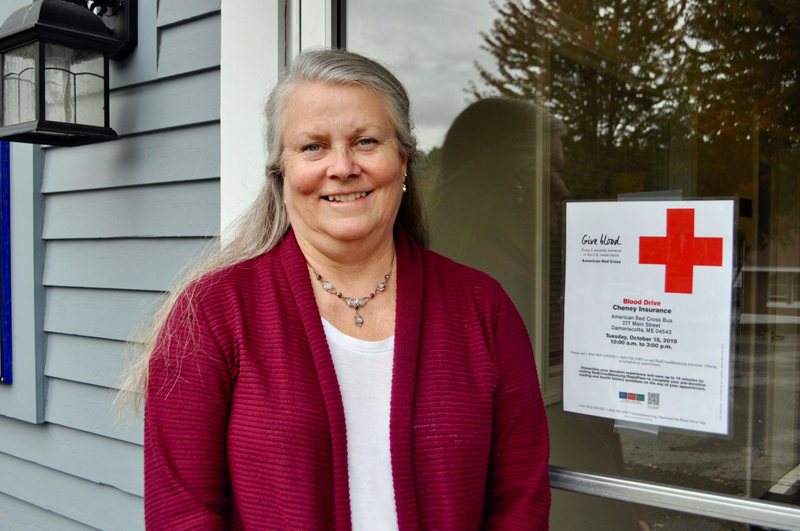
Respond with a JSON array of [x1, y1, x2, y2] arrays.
[[402, 182, 407, 193]]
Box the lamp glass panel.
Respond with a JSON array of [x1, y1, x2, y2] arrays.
[[44, 44, 104, 127], [2, 43, 36, 126]]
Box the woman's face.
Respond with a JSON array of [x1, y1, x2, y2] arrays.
[[281, 82, 407, 251]]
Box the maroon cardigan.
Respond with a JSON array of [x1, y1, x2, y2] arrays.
[[144, 228, 550, 530]]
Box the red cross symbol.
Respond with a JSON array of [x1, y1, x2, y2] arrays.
[[639, 208, 723, 294]]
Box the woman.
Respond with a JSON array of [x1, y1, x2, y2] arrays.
[[133, 49, 550, 530]]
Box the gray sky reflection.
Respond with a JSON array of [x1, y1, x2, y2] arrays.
[[347, 0, 500, 152]]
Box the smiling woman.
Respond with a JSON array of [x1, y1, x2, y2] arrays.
[[122, 49, 550, 531]]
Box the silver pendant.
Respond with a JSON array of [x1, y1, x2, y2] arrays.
[[309, 252, 394, 329]]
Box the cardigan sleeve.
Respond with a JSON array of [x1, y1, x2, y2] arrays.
[[144, 289, 234, 531], [483, 289, 551, 530]]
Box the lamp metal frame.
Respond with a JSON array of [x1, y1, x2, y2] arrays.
[[0, 0, 137, 146]]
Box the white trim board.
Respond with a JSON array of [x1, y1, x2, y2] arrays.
[[220, 0, 286, 237], [219, 0, 335, 236]]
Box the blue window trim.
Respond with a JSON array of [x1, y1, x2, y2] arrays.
[[0, 141, 11, 384]]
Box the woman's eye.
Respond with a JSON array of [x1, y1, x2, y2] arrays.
[[357, 138, 377, 147], [302, 143, 321, 152]]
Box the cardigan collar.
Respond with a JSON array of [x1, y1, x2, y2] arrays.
[[279, 227, 424, 531]]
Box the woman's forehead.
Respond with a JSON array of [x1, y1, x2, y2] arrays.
[[284, 81, 382, 109], [280, 82, 396, 136]]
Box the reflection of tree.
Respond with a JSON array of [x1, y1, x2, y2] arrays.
[[471, 0, 799, 235], [683, 0, 800, 249], [684, 0, 800, 145], [471, 0, 685, 198], [476, 0, 682, 139]]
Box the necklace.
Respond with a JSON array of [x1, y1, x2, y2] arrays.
[[310, 253, 394, 328]]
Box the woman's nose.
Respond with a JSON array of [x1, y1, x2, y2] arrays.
[[327, 147, 360, 180]]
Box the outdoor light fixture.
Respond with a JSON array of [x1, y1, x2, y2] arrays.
[[0, 0, 137, 146]]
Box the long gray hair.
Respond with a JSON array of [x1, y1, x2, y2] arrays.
[[117, 49, 428, 415]]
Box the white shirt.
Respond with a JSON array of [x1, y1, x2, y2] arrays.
[[321, 318, 399, 531]]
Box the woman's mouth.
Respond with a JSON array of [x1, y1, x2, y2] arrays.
[[324, 191, 369, 202]]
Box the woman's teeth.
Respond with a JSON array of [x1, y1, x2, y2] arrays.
[[325, 192, 367, 202]]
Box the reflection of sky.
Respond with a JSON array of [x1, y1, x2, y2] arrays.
[[347, 0, 500, 153]]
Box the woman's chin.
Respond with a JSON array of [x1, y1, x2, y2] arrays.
[[308, 214, 396, 245], [322, 225, 383, 244]]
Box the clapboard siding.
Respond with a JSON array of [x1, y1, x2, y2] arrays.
[[158, 0, 220, 28], [41, 123, 220, 193], [45, 379, 143, 445], [44, 335, 127, 389], [0, 0, 221, 527], [0, 417, 143, 496], [42, 180, 220, 240], [0, 452, 143, 530], [44, 288, 162, 342], [44, 238, 213, 291], [0, 493, 100, 531], [110, 68, 220, 136], [158, 14, 221, 78]]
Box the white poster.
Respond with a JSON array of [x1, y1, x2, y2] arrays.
[[563, 200, 735, 434]]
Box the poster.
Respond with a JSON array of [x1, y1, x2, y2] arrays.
[[563, 200, 735, 434]]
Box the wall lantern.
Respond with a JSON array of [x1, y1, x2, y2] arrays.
[[0, 0, 136, 146]]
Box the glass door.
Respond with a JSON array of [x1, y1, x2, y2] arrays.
[[343, 1, 800, 528]]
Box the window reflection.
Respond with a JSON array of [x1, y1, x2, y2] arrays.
[[348, 0, 800, 524], [430, 98, 565, 343]]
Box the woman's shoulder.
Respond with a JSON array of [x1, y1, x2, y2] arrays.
[[183, 247, 283, 303], [416, 248, 525, 349]]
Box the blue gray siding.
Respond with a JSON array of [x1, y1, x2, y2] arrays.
[[0, 1, 221, 528]]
